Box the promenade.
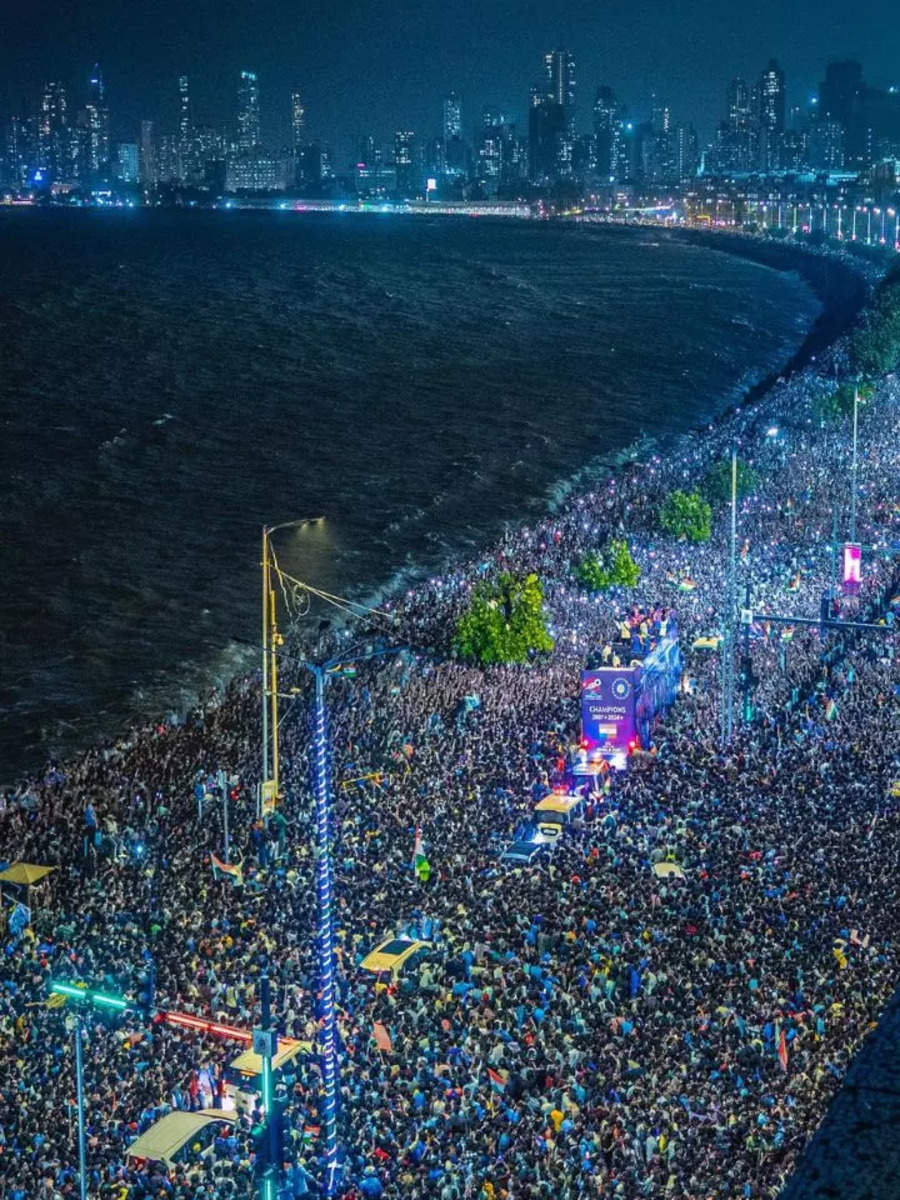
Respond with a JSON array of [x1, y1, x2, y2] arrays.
[[0, 240, 898, 1200]]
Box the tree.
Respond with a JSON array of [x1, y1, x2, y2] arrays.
[[453, 572, 554, 666], [851, 269, 900, 376], [659, 489, 712, 543], [703, 458, 759, 506], [575, 538, 641, 590], [814, 380, 874, 424]]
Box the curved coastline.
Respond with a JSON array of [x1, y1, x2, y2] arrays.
[[1, 227, 899, 1200], [0, 230, 881, 791]]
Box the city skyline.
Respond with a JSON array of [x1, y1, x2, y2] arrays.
[[5, 44, 900, 203], [2, 0, 898, 162]]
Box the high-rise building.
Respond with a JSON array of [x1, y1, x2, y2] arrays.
[[116, 142, 139, 183], [178, 75, 191, 142], [393, 130, 417, 194], [443, 92, 461, 141], [757, 58, 785, 172], [291, 88, 306, 150], [139, 119, 158, 186], [529, 52, 575, 184], [84, 64, 110, 180], [477, 108, 505, 193], [727, 77, 751, 129], [543, 50, 576, 131], [38, 81, 68, 183], [593, 86, 621, 182], [710, 77, 757, 174], [237, 70, 260, 150]]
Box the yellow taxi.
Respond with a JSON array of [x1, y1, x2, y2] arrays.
[[360, 937, 432, 980], [223, 1038, 311, 1115]]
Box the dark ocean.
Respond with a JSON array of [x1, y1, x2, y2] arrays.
[[0, 210, 822, 781]]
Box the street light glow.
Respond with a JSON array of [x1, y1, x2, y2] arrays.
[[50, 981, 128, 1010]]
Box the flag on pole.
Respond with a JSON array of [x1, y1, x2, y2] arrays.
[[487, 1067, 508, 1092], [412, 827, 431, 882], [210, 852, 243, 886], [8, 902, 30, 938], [777, 1028, 788, 1072]]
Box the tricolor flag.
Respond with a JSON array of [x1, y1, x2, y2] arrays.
[[210, 852, 243, 887], [787, 575, 801, 593], [678, 577, 697, 592], [777, 1028, 788, 1072], [487, 1067, 508, 1092], [824, 697, 837, 721]]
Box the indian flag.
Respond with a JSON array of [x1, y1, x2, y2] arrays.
[[210, 852, 243, 886], [787, 575, 801, 592], [487, 1067, 508, 1092], [678, 577, 697, 592], [824, 697, 837, 721]]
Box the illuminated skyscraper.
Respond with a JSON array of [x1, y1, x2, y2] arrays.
[[757, 58, 785, 172], [178, 75, 191, 142], [543, 50, 576, 132], [84, 64, 110, 179], [237, 70, 260, 149], [393, 129, 417, 194], [443, 92, 461, 141], [38, 81, 68, 182], [139, 119, 158, 186], [593, 86, 621, 181], [291, 88, 306, 149]]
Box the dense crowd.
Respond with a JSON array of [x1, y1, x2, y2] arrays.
[[1, 252, 899, 1200]]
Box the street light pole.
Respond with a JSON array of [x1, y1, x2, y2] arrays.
[[218, 768, 230, 861], [74, 1017, 87, 1200], [260, 519, 324, 816], [261, 526, 270, 817], [850, 384, 859, 544], [311, 664, 340, 1196]]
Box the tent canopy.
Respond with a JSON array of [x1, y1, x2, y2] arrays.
[[125, 1110, 235, 1166], [0, 863, 55, 886]]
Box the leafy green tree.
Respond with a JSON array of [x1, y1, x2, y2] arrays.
[[814, 380, 874, 423], [453, 572, 554, 666], [703, 458, 759, 506], [851, 270, 900, 376], [575, 538, 641, 590], [659, 489, 712, 543]]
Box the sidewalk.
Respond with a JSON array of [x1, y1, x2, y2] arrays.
[[781, 985, 900, 1200]]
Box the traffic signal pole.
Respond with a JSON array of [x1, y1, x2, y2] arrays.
[[74, 1018, 87, 1200]]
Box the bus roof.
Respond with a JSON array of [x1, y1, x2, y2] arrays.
[[229, 1038, 310, 1075], [125, 1110, 235, 1166]]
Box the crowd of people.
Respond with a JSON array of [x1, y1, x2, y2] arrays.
[[2, 251, 900, 1200]]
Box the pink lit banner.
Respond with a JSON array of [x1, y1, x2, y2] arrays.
[[843, 543, 861, 595]]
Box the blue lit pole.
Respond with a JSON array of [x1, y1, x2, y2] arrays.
[[311, 662, 340, 1195], [74, 1018, 87, 1200], [236, 632, 404, 1197]]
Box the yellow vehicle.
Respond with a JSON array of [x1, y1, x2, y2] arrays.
[[360, 937, 432, 980], [533, 794, 585, 840], [125, 1110, 236, 1169], [223, 1038, 310, 1115], [692, 635, 722, 651]]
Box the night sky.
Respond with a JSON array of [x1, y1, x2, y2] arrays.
[[2, 0, 898, 163]]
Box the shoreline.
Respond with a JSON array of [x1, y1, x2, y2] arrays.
[[1, 225, 899, 1199], [0, 230, 883, 793]]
